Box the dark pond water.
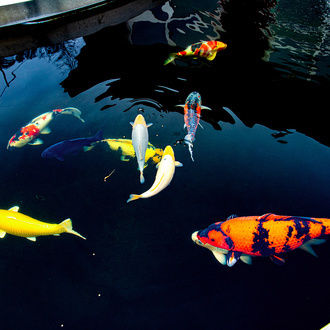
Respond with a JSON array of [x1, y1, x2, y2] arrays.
[[0, 0, 329, 329]]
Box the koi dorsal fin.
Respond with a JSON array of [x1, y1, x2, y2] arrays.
[[226, 214, 237, 220], [257, 213, 273, 221], [9, 206, 19, 212]]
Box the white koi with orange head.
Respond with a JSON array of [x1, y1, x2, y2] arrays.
[[127, 145, 182, 202]]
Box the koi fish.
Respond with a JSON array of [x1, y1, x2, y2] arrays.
[[41, 130, 103, 161], [192, 213, 330, 267], [164, 40, 227, 65], [0, 205, 85, 241], [7, 107, 85, 149], [102, 138, 163, 164], [130, 114, 153, 184], [127, 145, 182, 203], [176, 92, 211, 161]]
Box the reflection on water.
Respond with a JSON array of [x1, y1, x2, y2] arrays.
[[270, 0, 330, 80], [0, 1, 329, 329]]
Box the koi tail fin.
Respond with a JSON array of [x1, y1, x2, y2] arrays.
[[188, 144, 194, 162], [127, 194, 142, 203], [140, 171, 145, 184], [60, 218, 86, 240], [184, 134, 194, 162], [164, 53, 177, 66], [59, 107, 85, 123]]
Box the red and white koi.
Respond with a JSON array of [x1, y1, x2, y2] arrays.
[[7, 107, 84, 149], [164, 40, 227, 65], [176, 92, 211, 161]]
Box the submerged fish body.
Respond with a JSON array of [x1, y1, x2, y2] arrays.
[[177, 91, 211, 161], [41, 130, 103, 161], [7, 107, 84, 149], [192, 213, 330, 267], [164, 40, 227, 65], [127, 145, 183, 202], [0, 206, 85, 241], [130, 115, 152, 184], [103, 138, 163, 164]]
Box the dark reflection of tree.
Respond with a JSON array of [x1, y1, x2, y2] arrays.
[[0, 40, 83, 97]]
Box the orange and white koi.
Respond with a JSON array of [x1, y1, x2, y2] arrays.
[[192, 213, 330, 266], [7, 107, 84, 149], [164, 40, 227, 65], [176, 91, 211, 161]]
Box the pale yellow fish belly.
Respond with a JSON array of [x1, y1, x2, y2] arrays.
[[141, 161, 175, 198], [0, 210, 63, 238]]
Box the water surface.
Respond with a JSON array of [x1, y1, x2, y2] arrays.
[[0, 0, 329, 329]]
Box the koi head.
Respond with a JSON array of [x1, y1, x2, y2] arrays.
[[185, 91, 202, 108], [163, 145, 175, 159], [131, 114, 147, 128], [192, 222, 233, 251], [215, 41, 227, 52], [7, 124, 40, 148]]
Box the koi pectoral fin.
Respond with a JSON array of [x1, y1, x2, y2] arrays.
[[299, 239, 326, 257], [201, 105, 212, 111], [120, 156, 130, 162], [211, 250, 227, 265], [175, 161, 183, 167], [206, 50, 217, 61], [240, 254, 252, 265], [28, 138, 43, 146], [40, 127, 51, 134], [270, 255, 285, 266]]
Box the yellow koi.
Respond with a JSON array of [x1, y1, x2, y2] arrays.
[[0, 206, 85, 241], [103, 138, 163, 164]]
